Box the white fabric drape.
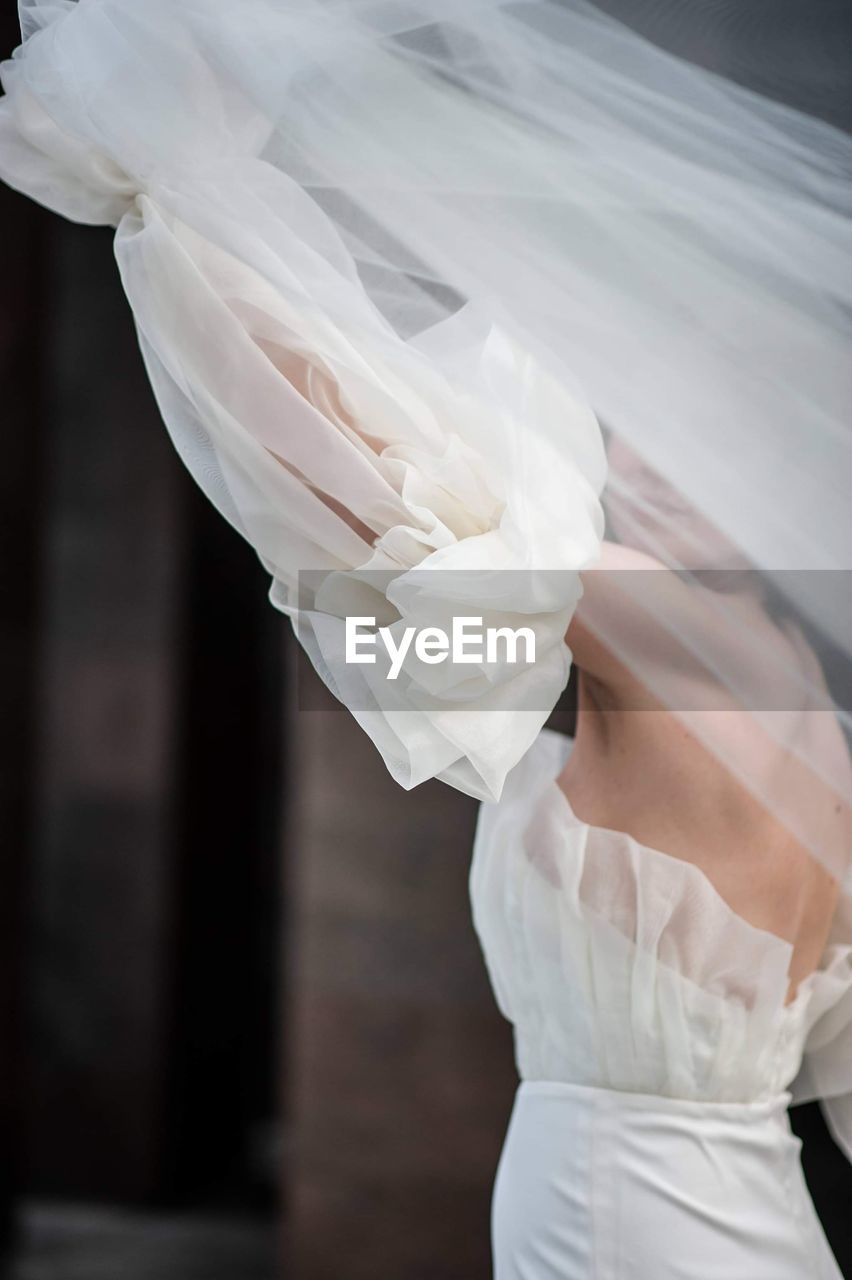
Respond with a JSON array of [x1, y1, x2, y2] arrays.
[[2, 0, 851, 1149], [0, 0, 607, 799]]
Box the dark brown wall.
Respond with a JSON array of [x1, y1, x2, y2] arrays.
[[0, 145, 48, 1255], [23, 218, 186, 1199], [0, 194, 284, 1235], [285, 664, 518, 1280]]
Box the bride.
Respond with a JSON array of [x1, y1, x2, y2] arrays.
[[477, 456, 850, 1276], [2, 1, 851, 1275]]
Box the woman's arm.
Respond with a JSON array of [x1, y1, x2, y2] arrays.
[[566, 541, 670, 691]]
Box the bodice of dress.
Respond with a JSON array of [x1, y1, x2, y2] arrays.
[[471, 730, 852, 1106]]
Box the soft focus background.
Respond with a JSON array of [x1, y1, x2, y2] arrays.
[[1, 2, 852, 1278]]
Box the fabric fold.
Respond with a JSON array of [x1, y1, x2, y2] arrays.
[[472, 731, 852, 1118], [0, 0, 606, 800]]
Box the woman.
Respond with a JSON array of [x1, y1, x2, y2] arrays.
[[2, 1, 851, 1275], [474, 455, 851, 1276]]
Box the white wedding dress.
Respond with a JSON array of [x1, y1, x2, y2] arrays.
[[472, 730, 849, 1279], [1, 4, 851, 1277]]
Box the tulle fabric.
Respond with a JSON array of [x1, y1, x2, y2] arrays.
[[0, 0, 606, 800], [0, 0, 849, 854], [1, 0, 852, 1145], [472, 731, 852, 1158]]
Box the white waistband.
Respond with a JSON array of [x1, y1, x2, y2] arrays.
[[517, 1078, 792, 1124]]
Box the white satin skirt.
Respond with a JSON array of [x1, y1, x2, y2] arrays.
[[492, 1081, 842, 1280]]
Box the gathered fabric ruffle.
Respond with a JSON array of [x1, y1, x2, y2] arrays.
[[0, 0, 606, 800], [471, 731, 852, 1140]]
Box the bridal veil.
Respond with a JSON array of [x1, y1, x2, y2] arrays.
[[1, 0, 851, 1150]]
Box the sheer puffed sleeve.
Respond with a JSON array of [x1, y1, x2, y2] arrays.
[[0, 0, 605, 799]]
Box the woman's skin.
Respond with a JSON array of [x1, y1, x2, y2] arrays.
[[274, 339, 844, 997], [562, 444, 848, 1000]]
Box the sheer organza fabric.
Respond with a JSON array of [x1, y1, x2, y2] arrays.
[[0, 0, 607, 798], [1, 0, 849, 852], [1, 0, 851, 1152], [472, 731, 852, 1157]]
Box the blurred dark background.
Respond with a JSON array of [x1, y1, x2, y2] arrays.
[[1, 2, 851, 1278], [0, 26, 516, 1269], [0, 156, 519, 1275]]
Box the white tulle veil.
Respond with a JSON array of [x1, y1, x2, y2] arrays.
[[2, 0, 852, 1146]]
